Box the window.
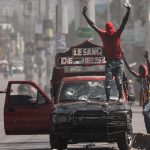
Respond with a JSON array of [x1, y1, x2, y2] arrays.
[[59, 80, 118, 101], [9, 84, 37, 105]]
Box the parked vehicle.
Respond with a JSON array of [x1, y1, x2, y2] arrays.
[[0, 59, 9, 79], [11, 60, 24, 74], [1, 41, 135, 150], [143, 100, 150, 133]]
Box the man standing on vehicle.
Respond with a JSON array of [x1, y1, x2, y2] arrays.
[[82, 2, 131, 101]]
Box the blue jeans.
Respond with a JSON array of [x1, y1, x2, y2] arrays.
[[105, 59, 124, 92]]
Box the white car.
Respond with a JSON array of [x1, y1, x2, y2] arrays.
[[11, 62, 24, 73]]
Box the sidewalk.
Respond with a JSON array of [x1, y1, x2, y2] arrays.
[[132, 106, 143, 113], [131, 101, 143, 113]]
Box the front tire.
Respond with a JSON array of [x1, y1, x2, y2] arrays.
[[117, 131, 133, 150], [143, 112, 150, 133], [50, 131, 67, 150]]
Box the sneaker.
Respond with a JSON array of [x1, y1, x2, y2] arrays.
[[118, 91, 125, 102], [104, 102, 109, 106], [118, 98, 123, 103], [118, 96, 126, 103]]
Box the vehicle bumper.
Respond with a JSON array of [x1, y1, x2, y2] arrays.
[[52, 110, 130, 142]]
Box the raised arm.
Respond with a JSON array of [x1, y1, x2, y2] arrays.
[[123, 55, 140, 78], [82, 6, 100, 33], [118, 2, 131, 33]]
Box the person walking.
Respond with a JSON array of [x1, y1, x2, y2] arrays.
[[82, 2, 131, 101]]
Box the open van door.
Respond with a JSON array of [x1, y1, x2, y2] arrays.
[[3, 81, 53, 135]]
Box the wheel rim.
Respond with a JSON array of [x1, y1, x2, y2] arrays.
[[127, 132, 133, 147]]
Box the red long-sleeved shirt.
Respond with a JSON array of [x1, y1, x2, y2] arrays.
[[98, 29, 122, 60], [97, 10, 130, 60]]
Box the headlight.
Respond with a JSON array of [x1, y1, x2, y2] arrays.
[[52, 114, 68, 123]]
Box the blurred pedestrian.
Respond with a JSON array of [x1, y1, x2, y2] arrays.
[[143, 51, 150, 99], [124, 56, 149, 106]]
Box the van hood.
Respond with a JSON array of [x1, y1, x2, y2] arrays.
[[53, 100, 130, 114]]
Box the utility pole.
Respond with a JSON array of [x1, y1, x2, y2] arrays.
[[35, 0, 44, 86], [145, 0, 150, 53], [21, 0, 34, 81], [106, 0, 111, 21], [45, 0, 50, 19], [55, 0, 68, 52], [43, 0, 54, 92], [75, 0, 95, 41]]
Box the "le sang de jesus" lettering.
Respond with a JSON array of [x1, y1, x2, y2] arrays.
[[72, 47, 103, 56], [58, 47, 105, 65]]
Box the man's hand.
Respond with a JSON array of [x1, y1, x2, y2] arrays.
[[123, 2, 131, 10], [82, 6, 87, 15]]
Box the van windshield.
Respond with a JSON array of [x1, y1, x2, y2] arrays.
[[59, 80, 119, 101]]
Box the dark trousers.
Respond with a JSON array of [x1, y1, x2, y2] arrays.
[[105, 59, 124, 93]]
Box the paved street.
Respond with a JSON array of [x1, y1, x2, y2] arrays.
[[0, 73, 149, 150], [0, 0, 149, 149]]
